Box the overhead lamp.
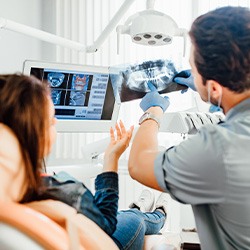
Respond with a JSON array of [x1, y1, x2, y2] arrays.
[[116, 0, 187, 55]]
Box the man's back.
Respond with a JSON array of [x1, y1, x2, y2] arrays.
[[193, 99, 250, 249], [154, 99, 250, 249]]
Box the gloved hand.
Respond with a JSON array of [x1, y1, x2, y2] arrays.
[[209, 104, 222, 113], [140, 81, 170, 112], [173, 69, 196, 91]]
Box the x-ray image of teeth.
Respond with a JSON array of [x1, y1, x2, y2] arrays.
[[72, 74, 89, 91], [47, 72, 65, 87], [69, 91, 85, 106], [51, 90, 62, 105], [110, 59, 187, 102]]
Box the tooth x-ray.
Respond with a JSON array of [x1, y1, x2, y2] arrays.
[[110, 59, 187, 102]]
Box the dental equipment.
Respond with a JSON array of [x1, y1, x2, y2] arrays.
[[116, 0, 187, 55], [160, 111, 225, 134]]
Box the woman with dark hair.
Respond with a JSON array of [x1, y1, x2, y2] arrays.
[[0, 74, 169, 250], [0, 74, 53, 202]]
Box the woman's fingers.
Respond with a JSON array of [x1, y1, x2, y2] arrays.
[[119, 120, 126, 135], [110, 126, 115, 142], [111, 120, 134, 145], [115, 122, 122, 140]]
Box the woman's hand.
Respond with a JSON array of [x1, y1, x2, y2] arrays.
[[103, 120, 134, 172]]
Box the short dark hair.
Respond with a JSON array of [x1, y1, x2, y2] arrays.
[[189, 6, 250, 93], [0, 74, 50, 202]]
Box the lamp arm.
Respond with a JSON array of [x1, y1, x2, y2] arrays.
[[86, 0, 136, 53], [146, 0, 155, 10], [0, 17, 86, 52], [0, 0, 136, 53]]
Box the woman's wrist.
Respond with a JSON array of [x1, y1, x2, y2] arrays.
[[103, 154, 119, 172]]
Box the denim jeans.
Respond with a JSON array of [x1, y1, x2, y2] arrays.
[[40, 171, 119, 235], [112, 209, 166, 250], [40, 171, 166, 249]]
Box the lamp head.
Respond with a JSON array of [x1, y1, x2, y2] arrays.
[[116, 9, 187, 55]]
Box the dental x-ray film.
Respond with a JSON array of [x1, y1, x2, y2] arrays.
[[110, 59, 187, 102]]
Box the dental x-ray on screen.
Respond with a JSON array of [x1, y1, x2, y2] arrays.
[[23, 60, 120, 133]]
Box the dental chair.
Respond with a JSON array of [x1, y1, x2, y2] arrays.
[[0, 202, 69, 250], [0, 201, 119, 250], [0, 201, 177, 250]]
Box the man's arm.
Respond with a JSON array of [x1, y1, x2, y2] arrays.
[[128, 82, 169, 190], [128, 106, 164, 190]]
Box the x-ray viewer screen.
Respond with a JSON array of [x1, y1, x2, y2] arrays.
[[23, 61, 120, 132], [30, 67, 115, 121]]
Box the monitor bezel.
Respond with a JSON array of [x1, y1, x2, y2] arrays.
[[23, 60, 120, 133]]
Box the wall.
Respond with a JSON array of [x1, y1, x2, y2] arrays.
[[0, 0, 56, 73]]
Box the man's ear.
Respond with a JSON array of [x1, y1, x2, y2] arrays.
[[207, 80, 222, 99]]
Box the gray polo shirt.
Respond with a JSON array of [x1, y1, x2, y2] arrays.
[[155, 98, 250, 250]]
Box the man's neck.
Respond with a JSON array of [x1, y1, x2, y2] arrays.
[[222, 88, 250, 114]]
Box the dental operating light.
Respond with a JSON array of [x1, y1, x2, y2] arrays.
[[0, 0, 186, 54], [116, 10, 186, 46], [116, 0, 187, 55]]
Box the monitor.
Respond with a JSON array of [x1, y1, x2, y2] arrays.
[[23, 60, 120, 133]]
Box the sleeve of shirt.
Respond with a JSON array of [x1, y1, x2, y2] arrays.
[[154, 125, 227, 205]]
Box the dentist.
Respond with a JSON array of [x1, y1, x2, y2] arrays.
[[128, 6, 250, 250]]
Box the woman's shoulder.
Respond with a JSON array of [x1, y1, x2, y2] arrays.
[[0, 123, 23, 174]]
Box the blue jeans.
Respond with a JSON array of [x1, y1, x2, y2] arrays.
[[112, 209, 166, 250], [40, 171, 119, 236], [40, 171, 166, 249]]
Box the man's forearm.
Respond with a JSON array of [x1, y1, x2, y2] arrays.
[[128, 107, 164, 190]]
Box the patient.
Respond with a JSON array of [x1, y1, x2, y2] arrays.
[[0, 74, 169, 250]]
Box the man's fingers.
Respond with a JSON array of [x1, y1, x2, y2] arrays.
[[147, 81, 157, 92]]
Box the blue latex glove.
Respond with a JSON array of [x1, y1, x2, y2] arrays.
[[209, 104, 222, 113], [140, 81, 170, 112], [173, 69, 196, 91]]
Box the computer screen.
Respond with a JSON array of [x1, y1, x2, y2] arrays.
[[23, 60, 120, 132]]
